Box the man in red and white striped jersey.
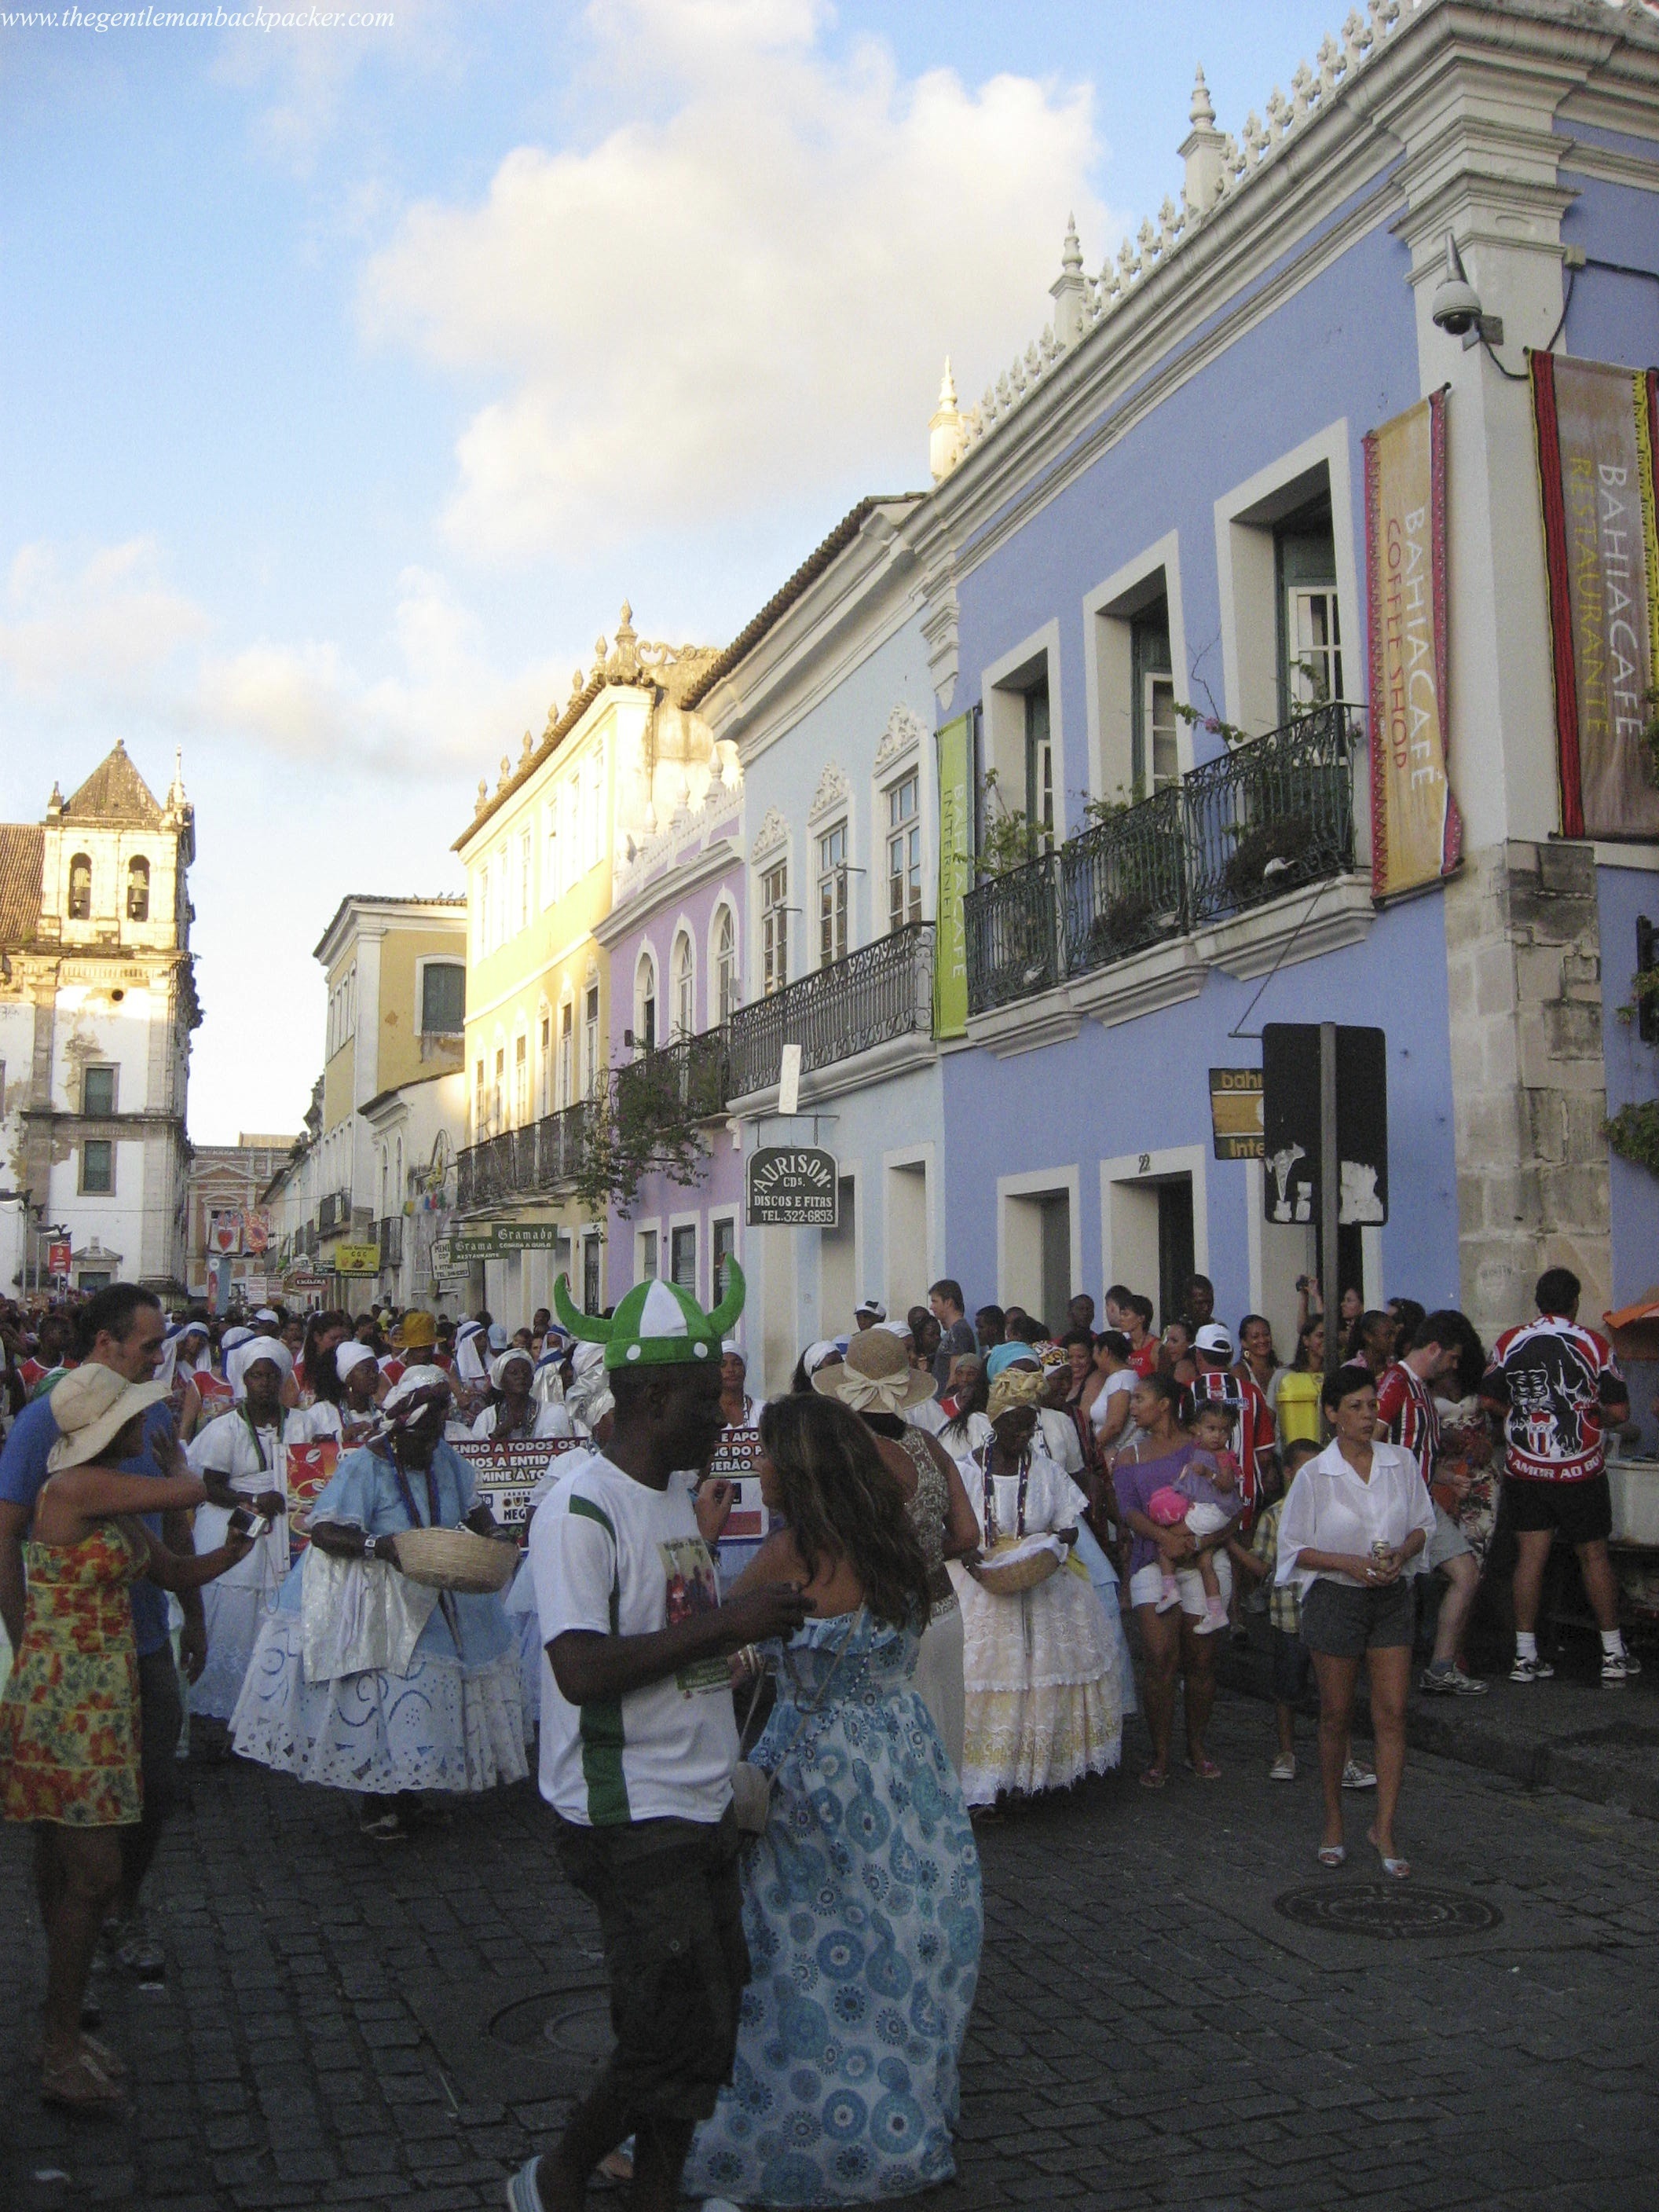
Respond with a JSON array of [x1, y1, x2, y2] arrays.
[[1375, 1311, 1487, 1697]]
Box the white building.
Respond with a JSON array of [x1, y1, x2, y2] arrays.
[[0, 744, 197, 1297]]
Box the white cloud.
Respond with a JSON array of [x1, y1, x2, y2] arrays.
[[0, 537, 209, 698], [361, 0, 1119, 559], [210, 0, 463, 176]]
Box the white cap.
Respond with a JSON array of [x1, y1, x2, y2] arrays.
[[854, 1295, 886, 1320], [1194, 1323, 1234, 1357]]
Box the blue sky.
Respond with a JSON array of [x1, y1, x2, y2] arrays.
[[0, 0, 1343, 1142]]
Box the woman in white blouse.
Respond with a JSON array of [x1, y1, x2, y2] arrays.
[[1276, 1362, 1434, 1880]]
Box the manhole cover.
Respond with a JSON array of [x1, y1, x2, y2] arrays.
[[1273, 1882, 1503, 1939], [490, 1988, 613, 2056]]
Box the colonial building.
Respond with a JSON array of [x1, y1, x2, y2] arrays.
[[452, 606, 720, 1320], [185, 1134, 301, 1302], [0, 742, 197, 1297]]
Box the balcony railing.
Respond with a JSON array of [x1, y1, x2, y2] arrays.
[[965, 703, 1360, 1016], [317, 1190, 351, 1234], [728, 923, 936, 1097], [456, 1099, 598, 1212], [378, 1214, 403, 1268], [617, 1026, 732, 1125]]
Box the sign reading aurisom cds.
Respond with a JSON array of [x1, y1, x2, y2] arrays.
[[745, 1146, 839, 1228]]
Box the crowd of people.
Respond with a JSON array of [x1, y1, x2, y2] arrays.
[[0, 1256, 1644, 2203]]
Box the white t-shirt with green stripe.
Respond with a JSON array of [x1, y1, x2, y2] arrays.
[[529, 1448, 738, 1827]]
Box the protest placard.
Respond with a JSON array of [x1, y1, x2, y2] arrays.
[[452, 1434, 584, 1540]]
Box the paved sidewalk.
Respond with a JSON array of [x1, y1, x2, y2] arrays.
[[3, 1691, 1657, 2212]]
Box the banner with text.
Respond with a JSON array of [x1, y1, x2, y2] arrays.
[[934, 715, 972, 1038], [705, 1425, 772, 1588], [1531, 353, 1659, 840], [284, 1439, 340, 1555], [452, 1434, 584, 1541], [1364, 389, 1462, 898]]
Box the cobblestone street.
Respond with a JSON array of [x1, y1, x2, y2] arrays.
[[4, 1688, 1657, 2212]]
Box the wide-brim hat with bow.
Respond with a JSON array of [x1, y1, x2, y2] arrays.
[[554, 1260, 744, 1372], [46, 1365, 170, 1473], [813, 1325, 937, 1413]]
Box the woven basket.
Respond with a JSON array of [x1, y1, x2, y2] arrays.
[[394, 1526, 518, 1595], [975, 1543, 1063, 1596]]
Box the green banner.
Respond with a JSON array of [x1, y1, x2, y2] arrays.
[[934, 714, 972, 1038]]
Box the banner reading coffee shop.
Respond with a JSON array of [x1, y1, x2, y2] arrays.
[[1364, 390, 1463, 897], [1531, 353, 1659, 839]]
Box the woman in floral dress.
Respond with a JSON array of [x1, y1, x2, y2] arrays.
[[685, 1393, 982, 2207], [0, 1367, 249, 2110]]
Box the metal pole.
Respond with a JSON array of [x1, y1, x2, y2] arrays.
[[1320, 1021, 1340, 1382]]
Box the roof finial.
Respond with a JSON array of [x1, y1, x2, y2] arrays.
[[1060, 213, 1083, 277], [1191, 64, 1215, 128], [1049, 215, 1089, 347], [929, 357, 965, 485], [1181, 63, 1227, 217]]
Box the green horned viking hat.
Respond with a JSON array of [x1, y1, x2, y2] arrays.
[[553, 1259, 745, 1372]]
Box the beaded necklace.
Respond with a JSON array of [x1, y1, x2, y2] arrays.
[[973, 1441, 1031, 1544]]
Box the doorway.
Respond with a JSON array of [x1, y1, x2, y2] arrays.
[[1157, 1181, 1195, 1335], [819, 1177, 857, 1340]]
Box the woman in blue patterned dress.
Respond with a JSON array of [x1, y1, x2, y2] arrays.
[[685, 1393, 983, 2208]]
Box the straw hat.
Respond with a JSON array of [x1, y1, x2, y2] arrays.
[[46, 1365, 170, 1473], [396, 1310, 438, 1351], [813, 1325, 938, 1414]]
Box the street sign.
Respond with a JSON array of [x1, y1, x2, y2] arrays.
[[333, 1243, 381, 1276], [284, 1273, 328, 1296], [450, 1222, 566, 1258], [46, 1240, 71, 1276], [746, 1145, 838, 1228], [1262, 1024, 1388, 1226], [1208, 1068, 1264, 1161], [431, 1237, 453, 1272]]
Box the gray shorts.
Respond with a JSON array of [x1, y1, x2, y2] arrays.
[[1300, 1575, 1415, 1658], [1423, 1501, 1471, 1573]]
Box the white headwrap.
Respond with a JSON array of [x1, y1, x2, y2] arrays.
[[801, 1340, 841, 1378], [228, 1335, 294, 1401], [382, 1362, 450, 1416], [220, 1325, 254, 1354], [335, 1340, 376, 1382], [489, 1348, 533, 1390], [255, 1309, 280, 1325]]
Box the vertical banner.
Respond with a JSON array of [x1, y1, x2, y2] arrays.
[[934, 714, 972, 1038], [1364, 390, 1462, 896], [284, 1438, 340, 1555], [1531, 353, 1659, 840]]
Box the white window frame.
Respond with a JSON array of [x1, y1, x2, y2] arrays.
[[635, 1218, 662, 1286], [557, 994, 575, 1110], [709, 1210, 740, 1310], [668, 1211, 699, 1297], [761, 860, 790, 997], [1082, 532, 1192, 804], [816, 819, 849, 969], [980, 619, 1064, 848], [710, 899, 740, 1027], [634, 945, 659, 1054], [582, 973, 602, 1097], [883, 771, 922, 933], [415, 955, 466, 1038]]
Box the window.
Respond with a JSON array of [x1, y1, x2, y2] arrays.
[[420, 961, 465, 1035], [68, 854, 91, 921], [715, 906, 738, 1024], [474, 1058, 485, 1137], [513, 1033, 528, 1124], [638, 1229, 659, 1280], [886, 775, 921, 931], [582, 1232, 602, 1313], [518, 826, 533, 930], [672, 933, 694, 1041], [558, 1002, 574, 1108], [477, 866, 491, 954], [493, 1047, 504, 1133], [539, 1012, 551, 1115], [544, 805, 558, 905], [584, 983, 601, 1095], [818, 824, 848, 966], [1275, 492, 1343, 716], [126, 856, 149, 922], [762, 862, 789, 995], [82, 1065, 117, 1117], [81, 1139, 114, 1195], [1129, 605, 1177, 797], [712, 1217, 737, 1306], [1024, 685, 1054, 845], [671, 1224, 697, 1292], [635, 954, 657, 1053]]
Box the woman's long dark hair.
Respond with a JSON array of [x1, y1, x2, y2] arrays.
[[939, 1354, 989, 1445], [758, 1393, 930, 1632], [303, 1312, 348, 1406]]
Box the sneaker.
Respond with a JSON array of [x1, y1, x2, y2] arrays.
[[1341, 1760, 1377, 1791], [1420, 1664, 1489, 1697], [112, 1914, 165, 1980], [1510, 1654, 1555, 1683], [1269, 1753, 1296, 1782], [1154, 1584, 1182, 1615], [359, 1808, 409, 1842], [505, 2157, 546, 2212], [1621, 1649, 1642, 1676], [1193, 1606, 1229, 1637], [1602, 1653, 1631, 1690]]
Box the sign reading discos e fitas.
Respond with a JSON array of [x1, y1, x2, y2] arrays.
[[745, 1146, 839, 1229]]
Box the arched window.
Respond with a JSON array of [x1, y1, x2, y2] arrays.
[[672, 932, 694, 1041], [68, 854, 92, 921], [635, 951, 657, 1054], [714, 905, 738, 1025], [126, 855, 150, 922]]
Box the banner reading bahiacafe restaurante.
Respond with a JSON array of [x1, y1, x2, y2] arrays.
[[1531, 352, 1659, 840], [1364, 389, 1462, 898]]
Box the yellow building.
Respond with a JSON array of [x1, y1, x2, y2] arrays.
[[309, 894, 469, 1312], [453, 606, 719, 1323]]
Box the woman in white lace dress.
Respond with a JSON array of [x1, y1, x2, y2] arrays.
[[950, 1365, 1122, 1808]]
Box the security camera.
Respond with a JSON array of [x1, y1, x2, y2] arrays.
[[1431, 233, 1503, 348]]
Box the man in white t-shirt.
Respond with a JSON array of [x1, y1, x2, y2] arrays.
[[511, 1265, 808, 2212]]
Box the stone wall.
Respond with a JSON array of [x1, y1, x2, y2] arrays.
[[1445, 839, 1609, 1345]]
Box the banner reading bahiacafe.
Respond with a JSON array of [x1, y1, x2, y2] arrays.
[[1531, 353, 1659, 840], [934, 715, 972, 1038], [1364, 390, 1463, 897]]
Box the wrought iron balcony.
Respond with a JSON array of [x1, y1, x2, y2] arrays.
[[317, 1190, 351, 1234], [456, 1100, 597, 1211], [617, 1027, 732, 1124], [964, 703, 1360, 1016], [729, 923, 936, 1098], [378, 1214, 403, 1268]]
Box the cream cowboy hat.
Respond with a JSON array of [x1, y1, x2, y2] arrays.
[[46, 1365, 170, 1473], [812, 1325, 937, 1414]]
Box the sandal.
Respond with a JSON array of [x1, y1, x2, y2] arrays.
[[81, 2032, 129, 2080], [42, 2046, 126, 2112], [1185, 1755, 1222, 1781], [1138, 1765, 1167, 1789], [1368, 1826, 1410, 1879], [1317, 1843, 1346, 1868]]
